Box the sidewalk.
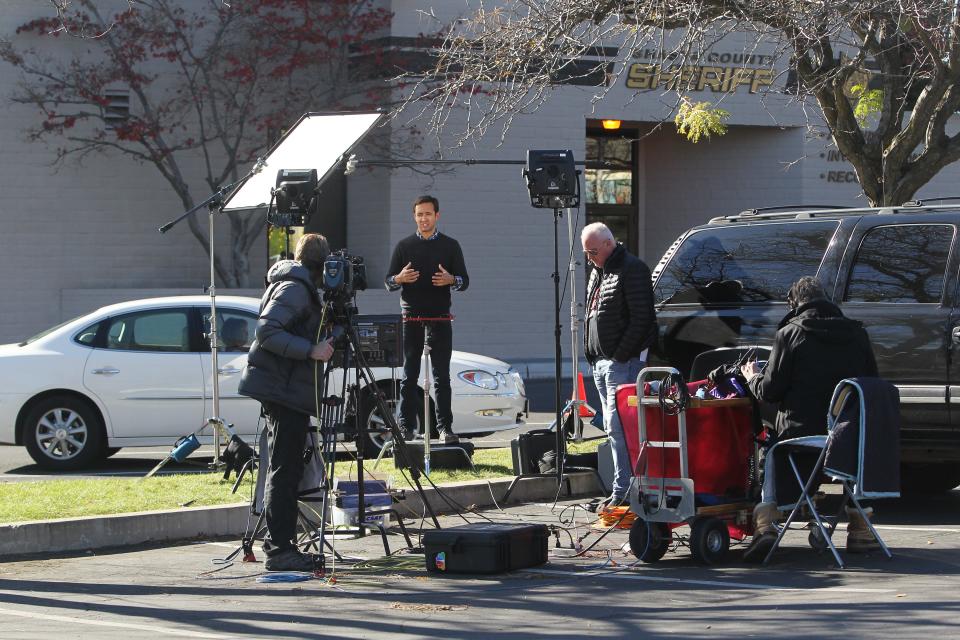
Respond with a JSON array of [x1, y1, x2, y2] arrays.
[[0, 472, 602, 557]]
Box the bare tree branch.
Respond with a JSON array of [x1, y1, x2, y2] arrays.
[[398, 0, 960, 205], [5, 0, 397, 285]]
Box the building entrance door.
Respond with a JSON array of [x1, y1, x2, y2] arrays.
[[585, 126, 638, 255]]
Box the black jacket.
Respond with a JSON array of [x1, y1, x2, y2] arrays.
[[238, 260, 324, 416], [385, 232, 469, 316], [748, 299, 878, 440], [584, 244, 658, 364]]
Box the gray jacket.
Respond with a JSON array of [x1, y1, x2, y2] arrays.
[[238, 260, 324, 416]]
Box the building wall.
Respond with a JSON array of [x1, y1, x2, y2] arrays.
[[642, 125, 807, 262], [0, 1, 266, 343], [5, 0, 960, 379]]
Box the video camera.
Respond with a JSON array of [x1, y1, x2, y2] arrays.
[[321, 249, 368, 301]]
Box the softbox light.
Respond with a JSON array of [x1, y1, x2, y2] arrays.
[[223, 111, 383, 213]]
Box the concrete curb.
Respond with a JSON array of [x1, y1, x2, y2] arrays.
[[0, 472, 602, 557]]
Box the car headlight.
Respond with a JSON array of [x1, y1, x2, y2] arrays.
[[509, 370, 526, 396], [458, 370, 499, 390]]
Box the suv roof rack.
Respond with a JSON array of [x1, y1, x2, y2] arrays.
[[708, 202, 960, 224], [737, 204, 853, 216], [709, 205, 870, 224], [903, 197, 960, 206]]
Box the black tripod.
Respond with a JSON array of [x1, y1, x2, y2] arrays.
[[222, 300, 438, 571], [217, 427, 344, 568], [310, 305, 438, 562]]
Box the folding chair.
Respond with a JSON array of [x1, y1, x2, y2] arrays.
[[763, 377, 900, 568]]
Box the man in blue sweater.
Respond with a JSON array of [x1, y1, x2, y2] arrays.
[[386, 195, 469, 443]]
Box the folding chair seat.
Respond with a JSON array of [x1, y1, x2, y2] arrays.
[[762, 377, 900, 568]]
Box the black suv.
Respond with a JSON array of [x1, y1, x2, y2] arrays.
[[648, 203, 960, 491]]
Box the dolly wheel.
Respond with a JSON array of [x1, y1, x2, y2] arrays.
[[628, 519, 671, 563], [689, 517, 730, 565]]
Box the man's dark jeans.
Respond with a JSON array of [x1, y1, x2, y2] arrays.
[[263, 402, 309, 555], [400, 320, 453, 433]]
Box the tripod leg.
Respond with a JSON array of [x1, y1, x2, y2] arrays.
[[373, 439, 393, 468], [392, 510, 414, 550], [215, 504, 267, 564], [242, 511, 267, 562], [502, 475, 523, 504], [323, 537, 344, 561], [409, 472, 441, 528]]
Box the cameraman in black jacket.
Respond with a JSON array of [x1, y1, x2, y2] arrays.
[[582, 222, 658, 507], [239, 234, 333, 572]]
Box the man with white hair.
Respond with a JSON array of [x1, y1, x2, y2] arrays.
[[581, 222, 658, 508]]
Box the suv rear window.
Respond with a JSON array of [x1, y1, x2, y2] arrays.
[[655, 221, 839, 304], [845, 224, 954, 303]]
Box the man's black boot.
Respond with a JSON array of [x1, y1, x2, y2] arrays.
[[265, 548, 317, 572]]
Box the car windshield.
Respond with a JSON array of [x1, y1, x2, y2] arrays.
[[19, 315, 86, 346]]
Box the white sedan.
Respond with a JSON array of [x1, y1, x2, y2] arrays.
[[0, 296, 527, 470]]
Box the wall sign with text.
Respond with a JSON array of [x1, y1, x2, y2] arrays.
[[625, 52, 776, 93]]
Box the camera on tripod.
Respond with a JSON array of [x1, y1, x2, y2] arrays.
[[321, 249, 368, 299]]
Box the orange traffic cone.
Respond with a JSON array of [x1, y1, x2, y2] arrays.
[[574, 372, 595, 418]]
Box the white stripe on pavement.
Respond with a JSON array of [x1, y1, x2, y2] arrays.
[[525, 568, 894, 593], [874, 525, 960, 533], [0, 607, 223, 638]]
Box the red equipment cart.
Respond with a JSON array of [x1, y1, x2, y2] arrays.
[[616, 367, 757, 564]]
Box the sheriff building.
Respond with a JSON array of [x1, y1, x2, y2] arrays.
[[1, 0, 957, 382]]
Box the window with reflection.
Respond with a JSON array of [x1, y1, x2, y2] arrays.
[[655, 222, 838, 304], [845, 224, 954, 303], [585, 136, 633, 205], [105, 310, 191, 352], [74, 321, 102, 346], [203, 309, 257, 352]]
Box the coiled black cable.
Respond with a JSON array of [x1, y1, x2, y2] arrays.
[[657, 372, 689, 415]]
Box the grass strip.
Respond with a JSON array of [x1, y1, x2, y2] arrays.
[[0, 473, 246, 524], [0, 440, 603, 524]]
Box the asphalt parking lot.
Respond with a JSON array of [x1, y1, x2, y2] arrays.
[[2, 493, 960, 639]]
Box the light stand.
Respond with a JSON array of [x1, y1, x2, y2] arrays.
[[551, 205, 564, 487], [422, 342, 432, 476], [564, 205, 596, 442], [158, 160, 265, 466], [501, 150, 586, 502]]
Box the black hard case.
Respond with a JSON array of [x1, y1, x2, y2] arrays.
[[510, 429, 556, 475], [423, 522, 550, 574]]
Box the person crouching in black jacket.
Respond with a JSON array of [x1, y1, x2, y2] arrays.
[[239, 234, 334, 572], [740, 276, 878, 561]]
